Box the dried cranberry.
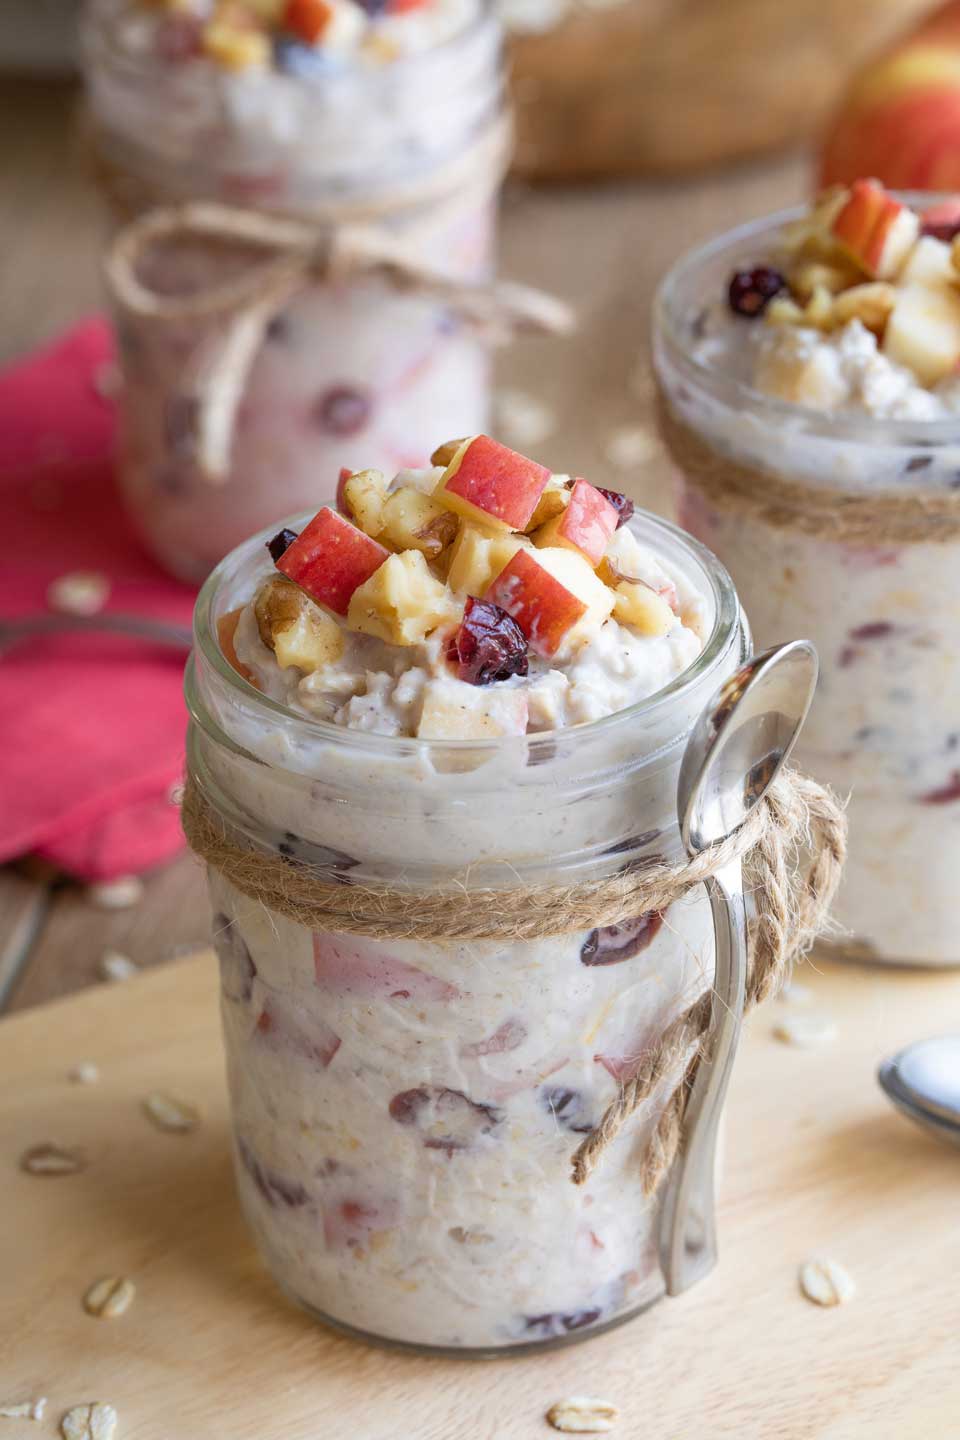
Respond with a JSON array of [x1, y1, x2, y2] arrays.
[[388, 1086, 502, 1154], [313, 385, 372, 437], [266, 528, 298, 563], [919, 771, 960, 805], [448, 597, 529, 686], [580, 911, 664, 965], [922, 218, 960, 242], [849, 621, 894, 641], [595, 487, 634, 528], [541, 1086, 594, 1135], [727, 266, 787, 318], [524, 1309, 602, 1337], [237, 1138, 309, 1209]]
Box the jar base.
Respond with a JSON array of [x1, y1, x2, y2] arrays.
[[278, 1280, 666, 1359]]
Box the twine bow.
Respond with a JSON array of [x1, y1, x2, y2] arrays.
[[182, 765, 846, 1193], [103, 201, 573, 485]]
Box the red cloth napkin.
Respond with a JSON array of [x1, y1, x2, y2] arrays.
[[0, 319, 196, 881]]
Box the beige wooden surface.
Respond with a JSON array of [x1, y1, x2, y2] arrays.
[[1, 950, 958, 1438], [0, 75, 809, 1009]]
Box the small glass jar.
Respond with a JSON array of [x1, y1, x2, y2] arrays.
[[184, 509, 748, 1354], [654, 205, 960, 968], [81, 0, 508, 582]]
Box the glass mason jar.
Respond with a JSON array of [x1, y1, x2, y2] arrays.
[[184, 509, 748, 1354], [80, 0, 508, 582], [654, 205, 960, 968]]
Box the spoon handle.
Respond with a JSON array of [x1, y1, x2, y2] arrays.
[[658, 855, 747, 1295]]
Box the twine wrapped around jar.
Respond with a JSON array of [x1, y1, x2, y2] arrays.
[[658, 397, 960, 545], [103, 195, 573, 485], [181, 764, 846, 1195]]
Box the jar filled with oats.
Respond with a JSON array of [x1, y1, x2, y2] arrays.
[[655, 183, 960, 967], [80, 0, 510, 582]]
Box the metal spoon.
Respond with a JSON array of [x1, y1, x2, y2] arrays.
[[878, 1036, 960, 1149], [0, 614, 193, 653], [659, 639, 819, 1296]]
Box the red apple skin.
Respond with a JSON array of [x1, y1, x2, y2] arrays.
[[254, 999, 341, 1069], [819, 2, 960, 191], [831, 180, 905, 271], [313, 932, 460, 1002], [484, 549, 587, 658], [334, 466, 353, 515], [277, 506, 388, 616], [542, 478, 619, 566], [438, 435, 551, 532]]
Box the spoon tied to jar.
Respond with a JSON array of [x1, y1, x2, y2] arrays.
[[661, 639, 819, 1296]]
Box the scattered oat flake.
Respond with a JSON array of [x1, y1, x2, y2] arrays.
[[47, 570, 110, 617], [20, 1142, 86, 1176], [142, 1092, 199, 1133], [69, 1062, 101, 1085], [603, 426, 659, 470], [546, 1398, 619, 1433], [1, 1397, 46, 1420], [799, 1258, 856, 1308], [493, 387, 556, 447], [84, 1275, 136, 1319], [61, 1402, 118, 1440], [167, 781, 185, 806], [99, 950, 138, 983], [773, 1014, 837, 1048], [88, 876, 144, 911]]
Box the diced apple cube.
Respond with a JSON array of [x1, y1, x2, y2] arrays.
[[830, 180, 919, 281], [380, 487, 458, 559], [430, 438, 468, 467], [435, 435, 551, 533], [526, 473, 572, 531], [339, 468, 388, 538], [532, 478, 619, 566], [611, 581, 676, 636], [277, 507, 389, 616], [882, 236, 960, 386], [254, 575, 344, 674], [446, 526, 530, 596], [417, 676, 529, 739], [346, 549, 458, 645], [485, 546, 614, 659], [201, 20, 270, 68]]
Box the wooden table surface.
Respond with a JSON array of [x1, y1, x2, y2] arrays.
[[0, 75, 809, 1012]]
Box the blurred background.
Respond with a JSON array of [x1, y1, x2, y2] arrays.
[[0, 0, 951, 1008]]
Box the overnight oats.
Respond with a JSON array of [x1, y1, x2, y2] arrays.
[[655, 182, 960, 967], [81, 0, 509, 580], [184, 434, 754, 1352]]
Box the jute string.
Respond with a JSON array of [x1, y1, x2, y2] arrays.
[[182, 767, 846, 1192], [658, 397, 960, 545], [100, 112, 572, 484]]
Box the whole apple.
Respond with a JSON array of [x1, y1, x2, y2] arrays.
[[820, 0, 960, 190]]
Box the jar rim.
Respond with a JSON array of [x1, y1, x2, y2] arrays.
[[189, 505, 743, 761], [653, 195, 960, 447]]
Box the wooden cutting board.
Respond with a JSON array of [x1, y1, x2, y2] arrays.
[[2, 952, 959, 1439]]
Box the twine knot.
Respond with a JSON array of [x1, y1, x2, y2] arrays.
[[103, 198, 574, 484], [182, 765, 846, 1193]]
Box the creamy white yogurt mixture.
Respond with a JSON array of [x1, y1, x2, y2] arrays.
[[193, 497, 743, 1349], [658, 187, 960, 965]]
